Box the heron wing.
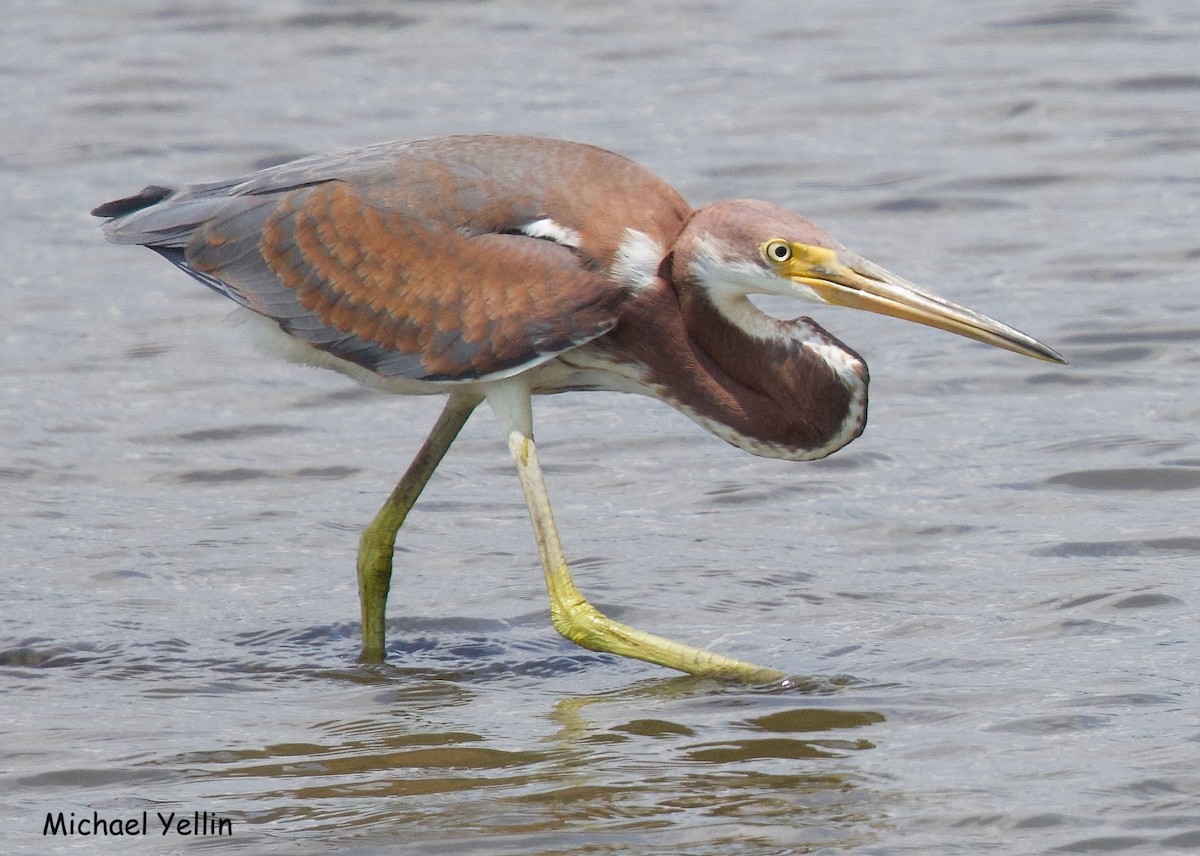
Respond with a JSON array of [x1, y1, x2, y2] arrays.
[[96, 136, 690, 382]]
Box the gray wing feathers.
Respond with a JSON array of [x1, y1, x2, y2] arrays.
[[94, 136, 644, 383]]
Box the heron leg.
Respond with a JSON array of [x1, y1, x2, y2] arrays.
[[487, 380, 786, 684], [357, 392, 481, 663]]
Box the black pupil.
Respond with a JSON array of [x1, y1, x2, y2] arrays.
[[773, 244, 787, 258]]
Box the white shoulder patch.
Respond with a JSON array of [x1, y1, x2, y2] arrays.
[[520, 218, 582, 248], [611, 229, 665, 291]]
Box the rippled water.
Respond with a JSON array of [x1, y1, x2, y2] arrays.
[[4, 1, 1199, 853]]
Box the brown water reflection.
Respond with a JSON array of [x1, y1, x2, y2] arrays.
[[143, 670, 885, 850]]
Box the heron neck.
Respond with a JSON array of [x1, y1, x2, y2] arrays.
[[657, 279, 869, 461]]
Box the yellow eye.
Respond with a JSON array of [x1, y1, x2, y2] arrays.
[[763, 239, 792, 263]]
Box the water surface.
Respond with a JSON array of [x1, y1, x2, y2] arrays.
[[3, 1, 1198, 853]]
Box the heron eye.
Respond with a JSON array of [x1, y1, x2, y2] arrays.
[[764, 240, 792, 263]]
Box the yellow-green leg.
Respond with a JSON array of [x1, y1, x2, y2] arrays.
[[487, 380, 786, 683], [357, 392, 481, 663]]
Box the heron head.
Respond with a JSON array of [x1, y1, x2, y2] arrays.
[[681, 199, 1065, 364]]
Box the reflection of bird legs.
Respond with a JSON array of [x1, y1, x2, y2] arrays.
[[488, 379, 788, 684], [357, 392, 482, 663]]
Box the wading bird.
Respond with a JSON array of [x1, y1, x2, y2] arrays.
[[94, 135, 1063, 683]]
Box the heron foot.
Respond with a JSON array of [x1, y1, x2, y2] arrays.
[[551, 592, 786, 683]]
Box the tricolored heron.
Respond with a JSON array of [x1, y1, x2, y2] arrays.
[[94, 134, 1064, 683]]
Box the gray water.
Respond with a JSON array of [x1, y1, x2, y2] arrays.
[[3, 1, 1198, 853]]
